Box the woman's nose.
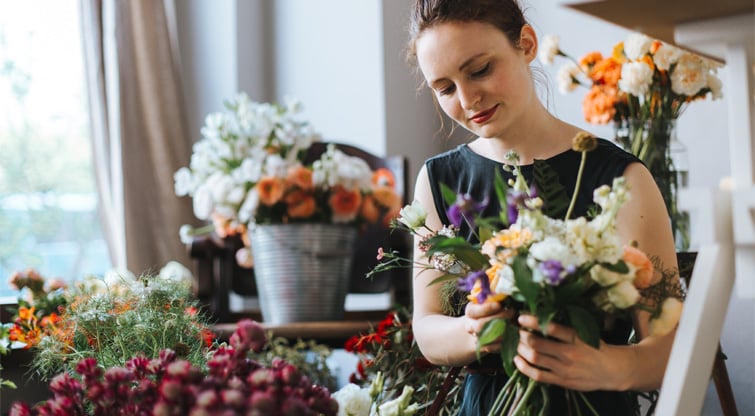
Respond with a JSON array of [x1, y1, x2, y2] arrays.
[[457, 84, 481, 110]]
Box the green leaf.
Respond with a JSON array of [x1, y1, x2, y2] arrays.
[[600, 260, 629, 274], [440, 183, 458, 206], [500, 320, 520, 377], [512, 254, 539, 312], [1, 379, 16, 389], [533, 159, 570, 219], [566, 305, 601, 348], [494, 169, 510, 226], [478, 318, 505, 347]]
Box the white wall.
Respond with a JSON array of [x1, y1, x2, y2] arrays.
[[175, 1, 752, 413]]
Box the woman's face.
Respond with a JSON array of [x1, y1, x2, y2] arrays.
[[415, 21, 537, 139]]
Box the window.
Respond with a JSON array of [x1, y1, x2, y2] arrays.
[[0, 1, 110, 296]]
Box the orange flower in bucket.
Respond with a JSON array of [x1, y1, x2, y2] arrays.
[[285, 189, 317, 219], [286, 165, 314, 191], [256, 176, 286, 206], [329, 186, 362, 223]]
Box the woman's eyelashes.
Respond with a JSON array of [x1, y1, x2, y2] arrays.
[[435, 63, 491, 96]]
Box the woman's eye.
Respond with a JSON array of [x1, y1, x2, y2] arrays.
[[471, 63, 490, 78], [438, 84, 456, 96]]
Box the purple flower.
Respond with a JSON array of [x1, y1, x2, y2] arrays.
[[506, 185, 537, 224], [458, 270, 491, 304], [447, 194, 488, 229], [540, 260, 566, 286]]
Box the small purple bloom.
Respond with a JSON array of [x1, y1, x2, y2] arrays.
[[447, 194, 488, 229], [540, 259, 566, 286], [458, 270, 491, 304]]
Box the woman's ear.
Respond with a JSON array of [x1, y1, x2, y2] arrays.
[[518, 24, 538, 63]]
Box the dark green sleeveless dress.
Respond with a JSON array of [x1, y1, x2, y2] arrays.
[[424, 139, 644, 416]]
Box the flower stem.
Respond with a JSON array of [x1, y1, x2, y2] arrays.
[[510, 378, 538, 416], [564, 151, 587, 220]]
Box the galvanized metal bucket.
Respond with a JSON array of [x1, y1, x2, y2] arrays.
[[250, 223, 357, 324]]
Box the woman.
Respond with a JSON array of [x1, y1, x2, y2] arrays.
[[406, 0, 681, 414]]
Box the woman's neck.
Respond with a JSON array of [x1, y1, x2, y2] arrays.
[[468, 110, 583, 165]]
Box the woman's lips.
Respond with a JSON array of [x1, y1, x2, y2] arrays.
[[470, 105, 498, 124]]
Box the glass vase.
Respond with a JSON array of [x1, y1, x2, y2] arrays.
[[615, 117, 690, 251]]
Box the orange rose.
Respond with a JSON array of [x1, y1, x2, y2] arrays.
[[624, 245, 656, 288], [371, 168, 396, 189], [591, 57, 622, 87], [582, 85, 618, 125], [371, 186, 401, 210], [579, 51, 603, 75], [359, 195, 381, 223], [285, 189, 317, 219], [329, 186, 362, 222], [286, 165, 314, 191], [256, 176, 286, 206]]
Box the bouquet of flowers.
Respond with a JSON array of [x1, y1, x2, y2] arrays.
[[174, 93, 401, 267], [341, 308, 462, 415], [376, 133, 685, 415]]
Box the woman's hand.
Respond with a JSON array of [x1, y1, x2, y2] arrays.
[[514, 314, 624, 392], [464, 302, 514, 354]]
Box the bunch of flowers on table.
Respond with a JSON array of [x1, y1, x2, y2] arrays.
[[174, 92, 402, 267], [337, 307, 462, 415], [10, 319, 339, 416], [375, 133, 685, 415]]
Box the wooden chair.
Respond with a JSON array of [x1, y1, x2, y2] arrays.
[[676, 251, 738, 416], [187, 142, 412, 346]]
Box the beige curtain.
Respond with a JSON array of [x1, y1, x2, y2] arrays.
[[80, 0, 196, 275]]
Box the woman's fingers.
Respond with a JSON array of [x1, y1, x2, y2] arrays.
[[517, 314, 577, 345]]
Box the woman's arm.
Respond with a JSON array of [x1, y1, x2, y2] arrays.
[[515, 162, 681, 391], [411, 165, 511, 366]]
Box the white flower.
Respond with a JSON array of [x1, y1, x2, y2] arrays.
[[623, 33, 652, 60], [192, 185, 214, 220], [179, 224, 194, 244], [671, 53, 708, 96], [538, 34, 561, 65], [375, 386, 417, 416], [332, 384, 372, 416], [618, 61, 654, 96], [590, 264, 630, 287], [237, 189, 260, 224], [159, 261, 194, 284], [493, 264, 516, 295], [707, 73, 723, 100], [652, 43, 682, 71], [650, 297, 684, 336], [398, 200, 427, 230], [606, 280, 640, 309], [557, 62, 581, 94], [104, 268, 138, 288], [173, 167, 195, 196]]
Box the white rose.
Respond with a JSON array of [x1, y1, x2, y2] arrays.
[[652, 43, 682, 71], [398, 200, 427, 230], [493, 265, 517, 295], [618, 61, 654, 96], [671, 53, 708, 96], [557, 62, 581, 94], [332, 384, 372, 416], [538, 34, 561, 65], [590, 264, 628, 287], [623, 33, 652, 60], [650, 298, 684, 336], [607, 280, 640, 309], [706, 73, 723, 100]]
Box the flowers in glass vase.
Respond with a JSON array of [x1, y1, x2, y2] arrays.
[[374, 134, 685, 415], [539, 33, 723, 250], [174, 92, 401, 266]]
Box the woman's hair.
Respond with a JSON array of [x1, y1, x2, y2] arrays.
[[407, 0, 528, 62]]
